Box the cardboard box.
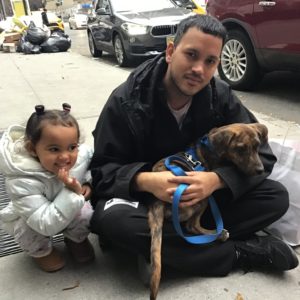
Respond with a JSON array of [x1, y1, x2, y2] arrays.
[[2, 43, 17, 53], [4, 32, 22, 43]]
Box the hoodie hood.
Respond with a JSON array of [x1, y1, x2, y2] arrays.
[[0, 125, 54, 178]]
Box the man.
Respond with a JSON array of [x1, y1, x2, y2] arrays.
[[90, 14, 298, 279]]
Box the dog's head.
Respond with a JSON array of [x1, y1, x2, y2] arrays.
[[206, 123, 268, 176]]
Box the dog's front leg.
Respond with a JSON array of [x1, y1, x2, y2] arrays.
[[148, 200, 165, 300]]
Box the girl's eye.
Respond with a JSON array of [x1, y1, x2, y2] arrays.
[[49, 147, 59, 152], [69, 144, 78, 151]]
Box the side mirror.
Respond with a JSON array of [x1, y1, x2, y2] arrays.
[[96, 8, 107, 15]]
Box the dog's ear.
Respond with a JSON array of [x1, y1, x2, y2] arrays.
[[250, 123, 268, 144]]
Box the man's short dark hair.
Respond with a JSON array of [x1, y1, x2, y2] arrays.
[[174, 14, 227, 47]]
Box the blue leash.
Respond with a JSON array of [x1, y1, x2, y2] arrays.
[[164, 138, 225, 244]]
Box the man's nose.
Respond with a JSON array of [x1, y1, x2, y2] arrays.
[[192, 60, 205, 73]]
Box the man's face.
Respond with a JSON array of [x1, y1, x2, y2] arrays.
[[165, 27, 222, 97]]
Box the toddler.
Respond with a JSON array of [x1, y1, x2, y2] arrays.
[[0, 103, 94, 272]]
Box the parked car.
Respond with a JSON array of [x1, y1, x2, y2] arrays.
[[87, 0, 194, 67], [68, 10, 88, 29], [172, 0, 206, 14], [206, 0, 300, 90]]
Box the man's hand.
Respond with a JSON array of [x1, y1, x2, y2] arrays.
[[134, 171, 178, 203], [167, 171, 225, 207], [57, 168, 82, 195]]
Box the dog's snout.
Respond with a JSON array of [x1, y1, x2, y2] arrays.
[[255, 166, 264, 174]]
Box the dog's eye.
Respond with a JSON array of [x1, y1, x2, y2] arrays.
[[236, 143, 247, 153]]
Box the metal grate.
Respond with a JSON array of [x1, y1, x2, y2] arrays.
[[151, 24, 178, 37], [0, 132, 63, 257]]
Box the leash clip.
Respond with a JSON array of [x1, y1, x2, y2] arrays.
[[184, 153, 201, 168]]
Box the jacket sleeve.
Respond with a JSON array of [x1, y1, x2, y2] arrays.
[[90, 90, 150, 204], [7, 177, 85, 236], [212, 80, 277, 200]]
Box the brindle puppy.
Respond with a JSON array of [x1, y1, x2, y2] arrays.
[[148, 123, 268, 300]]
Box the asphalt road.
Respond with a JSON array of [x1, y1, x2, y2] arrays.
[[65, 26, 300, 125]]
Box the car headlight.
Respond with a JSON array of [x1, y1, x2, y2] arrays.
[[121, 22, 148, 35]]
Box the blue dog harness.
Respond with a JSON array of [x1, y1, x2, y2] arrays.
[[164, 136, 225, 244]]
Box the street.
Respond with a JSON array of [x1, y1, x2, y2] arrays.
[[65, 25, 300, 125]]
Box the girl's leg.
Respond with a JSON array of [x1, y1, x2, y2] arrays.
[[63, 201, 95, 263], [63, 201, 94, 242], [14, 218, 52, 257], [13, 218, 65, 272]]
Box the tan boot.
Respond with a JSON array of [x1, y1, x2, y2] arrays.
[[64, 237, 95, 263], [34, 248, 65, 272]]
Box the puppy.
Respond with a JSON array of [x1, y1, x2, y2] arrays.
[[148, 122, 268, 300]]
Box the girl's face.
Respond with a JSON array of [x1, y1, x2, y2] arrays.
[[30, 124, 79, 175]]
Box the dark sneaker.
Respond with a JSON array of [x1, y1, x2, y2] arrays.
[[64, 237, 95, 263], [235, 235, 299, 271], [137, 254, 151, 287]]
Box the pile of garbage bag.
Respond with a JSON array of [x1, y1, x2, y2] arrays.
[[17, 21, 71, 54]]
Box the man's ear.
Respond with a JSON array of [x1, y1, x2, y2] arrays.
[[25, 141, 38, 157], [165, 42, 175, 63]]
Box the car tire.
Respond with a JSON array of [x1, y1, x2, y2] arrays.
[[114, 34, 130, 67], [218, 29, 262, 91], [88, 32, 102, 58], [69, 23, 72, 30]]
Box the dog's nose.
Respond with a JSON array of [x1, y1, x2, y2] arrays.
[[255, 166, 264, 174]]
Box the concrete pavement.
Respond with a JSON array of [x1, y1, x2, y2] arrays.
[[0, 51, 300, 300]]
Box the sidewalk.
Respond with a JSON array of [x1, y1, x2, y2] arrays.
[[0, 51, 299, 300]]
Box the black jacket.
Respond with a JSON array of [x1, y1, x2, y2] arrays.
[[90, 54, 276, 206]]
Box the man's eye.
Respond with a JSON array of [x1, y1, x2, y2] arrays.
[[186, 52, 196, 59], [206, 58, 217, 66]]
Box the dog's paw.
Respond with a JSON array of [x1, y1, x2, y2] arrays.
[[219, 229, 230, 242]]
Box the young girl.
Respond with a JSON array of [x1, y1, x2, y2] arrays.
[[0, 103, 95, 272]]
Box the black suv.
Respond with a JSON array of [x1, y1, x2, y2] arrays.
[[87, 0, 194, 67], [206, 0, 300, 90]]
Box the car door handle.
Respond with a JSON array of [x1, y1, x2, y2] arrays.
[[259, 1, 276, 7]]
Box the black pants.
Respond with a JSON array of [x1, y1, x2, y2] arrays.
[[90, 179, 288, 276]]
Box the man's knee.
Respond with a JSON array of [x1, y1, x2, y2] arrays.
[[90, 199, 148, 238], [268, 179, 289, 217]]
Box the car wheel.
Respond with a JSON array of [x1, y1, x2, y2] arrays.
[[114, 34, 130, 67], [69, 22, 72, 30], [218, 29, 262, 91], [88, 32, 102, 57]]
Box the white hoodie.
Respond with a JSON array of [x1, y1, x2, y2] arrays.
[[0, 125, 93, 237]]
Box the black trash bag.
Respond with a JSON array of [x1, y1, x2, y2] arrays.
[[25, 21, 49, 45], [40, 32, 71, 53], [17, 35, 41, 54]]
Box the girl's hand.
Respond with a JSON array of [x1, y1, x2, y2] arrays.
[[57, 168, 82, 195], [81, 184, 92, 200], [167, 171, 225, 207]]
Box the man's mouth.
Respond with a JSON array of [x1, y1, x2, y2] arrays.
[[185, 75, 202, 85]]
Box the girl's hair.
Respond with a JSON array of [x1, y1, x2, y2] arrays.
[[25, 103, 80, 146], [173, 14, 227, 47]]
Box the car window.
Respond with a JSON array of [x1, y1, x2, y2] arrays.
[[110, 0, 176, 12]]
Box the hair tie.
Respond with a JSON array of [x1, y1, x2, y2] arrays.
[[35, 105, 45, 115], [62, 103, 71, 113]]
